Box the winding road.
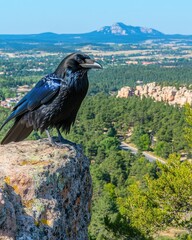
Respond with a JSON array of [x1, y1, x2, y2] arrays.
[[120, 142, 166, 164]]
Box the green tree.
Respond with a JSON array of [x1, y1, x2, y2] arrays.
[[118, 154, 192, 237], [98, 137, 119, 157], [154, 141, 171, 158], [131, 127, 151, 151], [184, 104, 192, 149]]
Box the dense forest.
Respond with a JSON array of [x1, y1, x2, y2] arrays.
[[0, 59, 192, 239], [89, 64, 192, 94], [66, 94, 188, 158], [67, 95, 192, 239], [1, 58, 192, 99]]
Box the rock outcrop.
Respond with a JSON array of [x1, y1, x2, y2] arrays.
[[0, 140, 92, 240], [117, 82, 192, 106]]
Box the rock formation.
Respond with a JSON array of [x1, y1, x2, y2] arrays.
[[0, 140, 92, 240], [117, 82, 192, 106], [116, 86, 134, 98]]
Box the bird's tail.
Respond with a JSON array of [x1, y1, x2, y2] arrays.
[[1, 119, 33, 145]]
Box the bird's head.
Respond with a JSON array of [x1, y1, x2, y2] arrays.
[[55, 52, 102, 78]]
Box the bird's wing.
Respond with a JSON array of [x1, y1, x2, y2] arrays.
[[0, 74, 62, 130], [27, 76, 61, 110]]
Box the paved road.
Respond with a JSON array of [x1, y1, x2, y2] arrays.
[[120, 142, 166, 164]]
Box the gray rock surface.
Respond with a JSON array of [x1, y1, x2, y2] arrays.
[[0, 140, 92, 240]]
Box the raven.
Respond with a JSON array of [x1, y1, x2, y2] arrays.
[[0, 52, 102, 145]]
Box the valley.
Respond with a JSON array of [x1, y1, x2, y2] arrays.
[[0, 23, 192, 240]]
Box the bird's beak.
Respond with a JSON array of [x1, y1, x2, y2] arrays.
[[80, 59, 102, 69]]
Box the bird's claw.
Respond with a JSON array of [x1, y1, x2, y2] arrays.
[[47, 136, 76, 149]]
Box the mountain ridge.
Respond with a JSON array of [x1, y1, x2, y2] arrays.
[[0, 22, 192, 44]]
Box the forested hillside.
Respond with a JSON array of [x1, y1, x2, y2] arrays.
[[1, 59, 192, 99], [66, 94, 191, 239], [66, 94, 187, 158], [89, 64, 192, 94]]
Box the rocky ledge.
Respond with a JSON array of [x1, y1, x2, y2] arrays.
[[0, 140, 92, 240]]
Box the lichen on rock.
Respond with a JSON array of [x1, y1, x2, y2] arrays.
[[0, 140, 92, 240]]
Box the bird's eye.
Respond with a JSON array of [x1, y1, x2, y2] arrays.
[[76, 56, 84, 64]]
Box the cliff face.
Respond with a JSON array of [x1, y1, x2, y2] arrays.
[[0, 140, 92, 240], [117, 82, 192, 106]]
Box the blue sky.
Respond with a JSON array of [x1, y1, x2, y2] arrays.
[[1, 0, 192, 34]]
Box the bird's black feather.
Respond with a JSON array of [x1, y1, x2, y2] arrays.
[[1, 119, 33, 144], [0, 52, 102, 144]]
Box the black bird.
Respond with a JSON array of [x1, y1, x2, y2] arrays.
[[0, 52, 102, 145]]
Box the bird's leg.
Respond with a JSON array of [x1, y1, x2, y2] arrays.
[[56, 128, 66, 143], [45, 129, 63, 146], [45, 128, 75, 147], [56, 128, 75, 146], [45, 129, 55, 145]]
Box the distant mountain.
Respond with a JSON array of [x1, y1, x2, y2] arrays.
[[96, 22, 164, 37], [0, 22, 192, 47]]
